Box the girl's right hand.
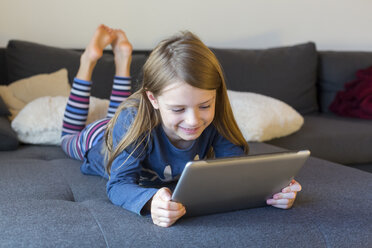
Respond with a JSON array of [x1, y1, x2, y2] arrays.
[[151, 187, 186, 227]]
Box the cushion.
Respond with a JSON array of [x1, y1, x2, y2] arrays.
[[318, 51, 372, 113], [11, 96, 109, 145], [329, 65, 372, 119], [266, 113, 372, 165], [0, 95, 11, 116], [0, 69, 71, 120], [0, 48, 7, 85], [227, 90, 304, 142], [1, 144, 371, 247], [11, 91, 303, 145], [0, 116, 18, 150], [6, 40, 148, 99], [212, 42, 318, 114]]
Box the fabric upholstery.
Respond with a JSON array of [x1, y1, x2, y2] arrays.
[[328, 65, 372, 119], [0, 48, 7, 85], [1, 40, 372, 247], [6, 40, 148, 99], [0, 95, 10, 116], [266, 113, 372, 165], [0, 143, 371, 247], [212, 42, 318, 114], [0, 116, 18, 150], [318, 51, 372, 113]]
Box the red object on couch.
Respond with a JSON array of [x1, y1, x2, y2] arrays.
[[329, 66, 372, 119]]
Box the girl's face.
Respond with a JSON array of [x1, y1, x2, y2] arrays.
[[146, 81, 216, 148]]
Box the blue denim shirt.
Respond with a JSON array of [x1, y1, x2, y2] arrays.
[[81, 108, 245, 215]]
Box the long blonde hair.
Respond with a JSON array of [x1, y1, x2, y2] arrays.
[[104, 31, 248, 176]]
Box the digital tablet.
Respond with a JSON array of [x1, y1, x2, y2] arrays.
[[171, 150, 310, 217]]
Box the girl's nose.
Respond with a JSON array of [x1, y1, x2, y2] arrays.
[[185, 109, 200, 126]]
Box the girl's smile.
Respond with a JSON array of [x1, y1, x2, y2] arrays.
[[179, 126, 200, 134], [146, 81, 216, 148]]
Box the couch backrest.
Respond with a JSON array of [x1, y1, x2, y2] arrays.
[[318, 51, 372, 113], [4, 40, 150, 99], [1, 41, 319, 115], [212, 42, 318, 115], [0, 48, 8, 85], [3, 40, 372, 115]]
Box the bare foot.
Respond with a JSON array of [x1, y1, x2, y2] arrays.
[[76, 24, 116, 81], [83, 24, 117, 63], [111, 29, 132, 77]]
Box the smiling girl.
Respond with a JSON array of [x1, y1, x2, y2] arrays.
[[60, 24, 302, 228]]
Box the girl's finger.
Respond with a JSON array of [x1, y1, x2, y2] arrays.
[[155, 216, 180, 224], [274, 192, 297, 200], [152, 207, 186, 219], [267, 198, 293, 205], [271, 203, 293, 209], [291, 181, 302, 191], [154, 220, 173, 228], [153, 199, 184, 211], [152, 214, 174, 227], [282, 182, 302, 193]]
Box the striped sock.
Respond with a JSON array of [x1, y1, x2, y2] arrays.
[[62, 78, 91, 136], [106, 76, 131, 118]]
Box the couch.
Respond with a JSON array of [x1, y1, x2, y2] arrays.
[[0, 40, 371, 247]]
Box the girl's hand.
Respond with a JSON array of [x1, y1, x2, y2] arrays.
[[151, 187, 186, 227], [266, 179, 302, 209]]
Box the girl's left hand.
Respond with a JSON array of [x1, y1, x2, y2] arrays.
[[266, 179, 302, 209]]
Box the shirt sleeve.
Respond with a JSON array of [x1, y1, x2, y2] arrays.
[[106, 108, 158, 216], [212, 129, 245, 158]]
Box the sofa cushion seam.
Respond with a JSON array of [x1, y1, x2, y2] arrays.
[[81, 204, 110, 248]]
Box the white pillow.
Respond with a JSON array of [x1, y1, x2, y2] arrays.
[[11, 91, 303, 145], [11, 96, 109, 145], [227, 90, 304, 142]]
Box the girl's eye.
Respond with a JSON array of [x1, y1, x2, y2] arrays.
[[172, 108, 184, 113], [200, 105, 210, 109]]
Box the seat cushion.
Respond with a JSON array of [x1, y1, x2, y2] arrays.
[[0, 143, 371, 247], [266, 113, 372, 165], [212, 42, 318, 114]]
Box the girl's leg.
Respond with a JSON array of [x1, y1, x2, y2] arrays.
[[106, 29, 133, 118], [60, 78, 93, 160], [62, 78, 91, 137], [81, 30, 133, 152], [107, 76, 131, 118], [61, 25, 116, 160]]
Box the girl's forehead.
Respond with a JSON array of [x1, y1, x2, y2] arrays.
[[161, 81, 186, 93], [159, 81, 216, 104]]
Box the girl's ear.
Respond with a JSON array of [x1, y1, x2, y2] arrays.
[[146, 91, 159, 109]]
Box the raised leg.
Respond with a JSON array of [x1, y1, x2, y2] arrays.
[[61, 25, 116, 160], [106, 29, 133, 118]]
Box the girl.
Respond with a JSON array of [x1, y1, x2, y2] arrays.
[[61, 24, 302, 228]]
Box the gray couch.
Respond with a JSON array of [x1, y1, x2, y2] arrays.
[[0, 40, 371, 247]]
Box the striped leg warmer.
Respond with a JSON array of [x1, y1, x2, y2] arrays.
[[106, 76, 131, 118], [62, 78, 91, 136], [61, 76, 132, 160], [60, 78, 92, 160]]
